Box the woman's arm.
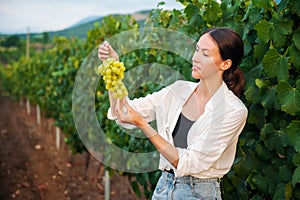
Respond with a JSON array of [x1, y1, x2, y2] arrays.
[[141, 124, 179, 168], [115, 99, 179, 168], [98, 41, 120, 118], [99, 41, 179, 167]]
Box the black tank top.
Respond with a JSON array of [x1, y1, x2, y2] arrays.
[[172, 113, 195, 148]]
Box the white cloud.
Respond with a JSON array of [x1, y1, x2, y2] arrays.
[[0, 0, 184, 34]]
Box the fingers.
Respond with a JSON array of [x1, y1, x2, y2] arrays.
[[98, 41, 110, 61], [122, 98, 131, 111], [98, 40, 119, 61], [114, 99, 125, 119], [98, 45, 109, 61], [114, 99, 131, 123], [103, 41, 109, 46]]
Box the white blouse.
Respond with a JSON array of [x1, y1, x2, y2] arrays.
[[108, 80, 248, 178]]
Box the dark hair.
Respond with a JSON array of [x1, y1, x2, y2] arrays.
[[202, 27, 245, 98]]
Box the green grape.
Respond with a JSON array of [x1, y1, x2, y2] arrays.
[[98, 58, 128, 99]]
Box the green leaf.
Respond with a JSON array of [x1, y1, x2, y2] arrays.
[[262, 49, 290, 80], [253, 0, 271, 9], [279, 166, 293, 182], [272, 17, 293, 47], [248, 173, 269, 193], [285, 182, 293, 200], [136, 173, 147, 186], [292, 167, 300, 187], [244, 86, 260, 103], [277, 81, 300, 116], [261, 87, 281, 110], [131, 181, 141, 198], [255, 143, 273, 160], [247, 104, 266, 129], [289, 0, 300, 16], [293, 29, 300, 51], [293, 153, 300, 166], [254, 43, 268, 60], [287, 120, 300, 152], [248, 7, 262, 25], [260, 123, 288, 153], [254, 20, 272, 44], [203, 1, 222, 24], [289, 44, 300, 70], [184, 3, 199, 20], [157, 1, 166, 7], [255, 79, 280, 109], [277, 0, 288, 12], [254, 17, 293, 47], [244, 65, 263, 88], [273, 183, 286, 200]]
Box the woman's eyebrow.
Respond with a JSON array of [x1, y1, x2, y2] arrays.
[[196, 44, 210, 51]]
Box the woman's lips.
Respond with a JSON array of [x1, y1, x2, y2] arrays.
[[192, 66, 201, 71]]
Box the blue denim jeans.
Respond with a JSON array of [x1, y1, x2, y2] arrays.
[[152, 171, 222, 200]]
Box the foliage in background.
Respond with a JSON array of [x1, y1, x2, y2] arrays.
[[1, 0, 300, 199]]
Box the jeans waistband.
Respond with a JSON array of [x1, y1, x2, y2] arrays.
[[162, 171, 221, 184]]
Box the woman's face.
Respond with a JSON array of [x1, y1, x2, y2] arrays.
[[191, 33, 225, 80]]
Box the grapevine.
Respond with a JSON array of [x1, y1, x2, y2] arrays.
[[98, 57, 128, 99]]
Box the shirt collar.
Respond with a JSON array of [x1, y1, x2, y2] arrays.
[[205, 81, 229, 111], [177, 81, 229, 110]]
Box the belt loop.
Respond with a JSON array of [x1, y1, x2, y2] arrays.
[[189, 176, 193, 188]]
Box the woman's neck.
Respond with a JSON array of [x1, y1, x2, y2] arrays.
[[196, 78, 223, 99]]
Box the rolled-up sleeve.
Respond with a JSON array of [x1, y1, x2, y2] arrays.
[[175, 107, 248, 177], [107, 85, 171, 129]]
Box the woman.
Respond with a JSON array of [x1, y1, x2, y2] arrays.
[[98, 27, 248, 199]]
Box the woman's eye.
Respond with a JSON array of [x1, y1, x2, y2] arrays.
[[203, 53, 208, 56]]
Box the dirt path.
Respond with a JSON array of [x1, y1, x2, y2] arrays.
[[0, 94, 141, 200]]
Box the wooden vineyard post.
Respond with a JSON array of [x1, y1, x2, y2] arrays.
[[56, 127, 60, 149], [36, 104, 41, 125], [104, 170, 110, 200], [25, 27, 30, 116], [26, 99, 30, 115]]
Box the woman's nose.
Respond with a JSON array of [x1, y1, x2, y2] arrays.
[[192, 52, 199, 62]]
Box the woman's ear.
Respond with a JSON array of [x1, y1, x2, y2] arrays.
[[221, 59, 232, 71]]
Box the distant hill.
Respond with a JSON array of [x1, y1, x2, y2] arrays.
[[67, 15, 102, 29], [12, 10, 150, 41]]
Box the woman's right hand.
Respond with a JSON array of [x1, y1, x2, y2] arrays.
[[98, 41, 119, 61]]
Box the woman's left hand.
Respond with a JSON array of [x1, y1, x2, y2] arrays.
[[115, 99, 148, 128]]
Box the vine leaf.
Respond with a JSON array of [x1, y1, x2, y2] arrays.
[[287, 120, 300, 152], [277, 81, 300, 116], [262, 49, 290, 80], [292, 167, 300, 187], [289, 44, 300, 70], [254, 20, 272, 44], [254, 17, 293, 47], [272, 17, 293, 47], [293, 29, 300, 51], [253, 0, 270, 9], [287, 120, 300, 187], [293, 153, 300, 166], [203, 1, 222, 24], [184, 3, 199, 20]]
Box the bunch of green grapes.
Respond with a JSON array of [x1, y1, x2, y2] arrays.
[[98, 58, 128, 99]]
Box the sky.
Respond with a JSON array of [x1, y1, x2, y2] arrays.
[[0, 0, 184, 34]]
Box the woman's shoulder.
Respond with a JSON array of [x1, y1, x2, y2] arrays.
[[225, 89, 248, 115]]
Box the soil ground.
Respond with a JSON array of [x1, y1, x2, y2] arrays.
[[0, 94, 145, 200]]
